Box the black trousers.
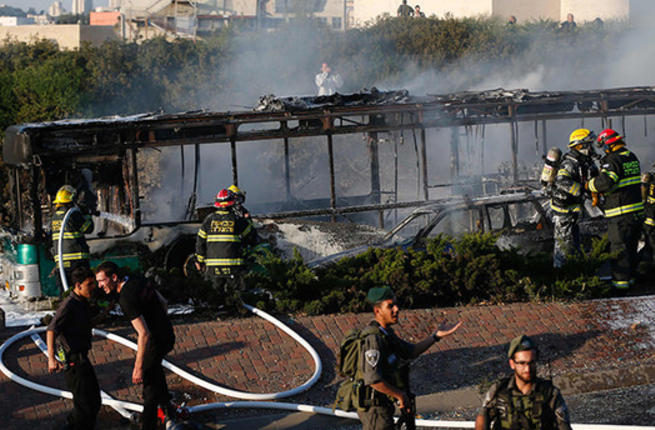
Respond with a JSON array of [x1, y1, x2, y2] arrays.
[[141, 345, 171, 430], [607, 213, 642, 288], [63, 355, 101, 429]]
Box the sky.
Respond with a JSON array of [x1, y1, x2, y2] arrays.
[[0, 1, 106, 13]]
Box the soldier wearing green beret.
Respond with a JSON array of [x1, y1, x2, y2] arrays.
[[357, 286, 462, 430], [475, 335, 572, 430]]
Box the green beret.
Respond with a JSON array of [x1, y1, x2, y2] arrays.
[[508, 335, 536, 358], [366, 286, 395, 304]]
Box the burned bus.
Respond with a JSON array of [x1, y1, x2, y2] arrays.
[[2, 87, 655, 298]]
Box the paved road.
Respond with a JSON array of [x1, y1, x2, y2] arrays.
[[1, 295, 654, 429]]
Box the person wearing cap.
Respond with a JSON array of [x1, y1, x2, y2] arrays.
[[475, 335, 572, 430], [358, 286, 462, 430], [51, 185, 95, 291]]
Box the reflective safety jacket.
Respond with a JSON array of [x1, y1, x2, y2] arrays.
[[51, 206, 94, 268], [480, 376, 572, 430], [588, 149, 643, 218], [551, 151, 597, 214], [195, 208, 257, 276], [643, 171, 655, 227]]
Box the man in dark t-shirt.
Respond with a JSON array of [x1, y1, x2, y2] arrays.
[[47, 266, 101, 429], [95, 261, 175, 430]]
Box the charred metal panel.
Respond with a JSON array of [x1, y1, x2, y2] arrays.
[[3, 126, 32, 167]]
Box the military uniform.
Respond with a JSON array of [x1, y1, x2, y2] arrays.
[[478, 376, 572, 430], [642, 171, 655, 262], [195, 207, 257, 294], [550, 151, 597, 267], [588, 149, 643, 288], [47, 291, 101, 429], [358, 320, 413, 430]]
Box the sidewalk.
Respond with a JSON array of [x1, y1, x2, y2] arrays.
[[1, 295, 654, 429]]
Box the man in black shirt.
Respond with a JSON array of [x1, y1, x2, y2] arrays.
[[95, 261, 175, 430], [47, 266, 101, 429]]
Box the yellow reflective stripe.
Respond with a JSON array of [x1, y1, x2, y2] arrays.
[[196, 254, 205, 262], [205, 258, 244, 266], [568, 182, 581, 197], [550, 202, 581, 213], [645, 217, 655, 226], [604, 202, 644, 217], [207, 235, 241, 242], [54, 252, 90, 261], [197, 229, 207, 239], [242, 223, 253, 236], [588, 178, 598, 193], [603, 170, 620, 182], [617, 176, 641, 188], [612, 280, 630, 289], [648, 196, 655, 204], [52, 232, 84, 240], [81, 219, 93, 231], [557, 169, 571, 177]]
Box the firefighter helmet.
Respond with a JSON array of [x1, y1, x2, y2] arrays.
[[214, 188, 235, 208], [53, 185, 76, 205], [228, 184, 246, 203], [596, 128, 623, 149], [568, 128, 595, 148]]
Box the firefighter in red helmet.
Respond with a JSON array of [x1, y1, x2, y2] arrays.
[[587, 129, 643, 290], [195, 188, 257, 296]]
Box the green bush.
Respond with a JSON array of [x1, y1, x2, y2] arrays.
[[243, 232, 611, 316]]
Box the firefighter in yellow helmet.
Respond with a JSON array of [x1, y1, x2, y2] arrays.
[[51, 185, 94, 291], [550, 129, 598, 267], [228, 184, 251, 219], [587, 129, 643, 290]]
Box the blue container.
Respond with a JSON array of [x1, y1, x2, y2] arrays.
[[17, 244, 38, 265]]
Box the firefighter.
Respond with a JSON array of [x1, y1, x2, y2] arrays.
[[228, 184, 251, 219], [642, 165, 655, 263], [550, 129, 598, 267], [587, 129, 643, 290], [195, 188, 257, 297], [51, 185, 94, 290]]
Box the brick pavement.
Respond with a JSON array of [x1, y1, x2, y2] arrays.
[[1, 295, 654, 429]]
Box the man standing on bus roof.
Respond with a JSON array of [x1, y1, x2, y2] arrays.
[[51, 185, 94, 290]]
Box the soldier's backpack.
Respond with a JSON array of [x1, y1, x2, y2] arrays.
[[333, 326, 379, 411]]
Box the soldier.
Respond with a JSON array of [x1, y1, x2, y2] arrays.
[[475, 335, 572, 430], [51, 185, 94, 289], [550, 129, 598, 267], [397, 0, 414, 17], [95, 261, 176, 430], [195, 188, 258, 296], [587, 129, 643, 290], [642, 165, 655, 262], [358, 286, 462, 430], [47, 266, 101, 429]]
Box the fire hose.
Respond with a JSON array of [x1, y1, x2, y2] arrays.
[[5, 209, 645, 428]]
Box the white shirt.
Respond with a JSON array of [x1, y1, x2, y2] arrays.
[[315, 71, 343, 96]]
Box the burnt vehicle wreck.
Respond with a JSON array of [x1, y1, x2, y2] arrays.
[[3, 85, 655, 298]]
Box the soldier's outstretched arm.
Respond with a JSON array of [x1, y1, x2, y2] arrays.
[[410, 320, 463, 358]]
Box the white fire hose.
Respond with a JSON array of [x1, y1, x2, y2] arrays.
[[2, 313, 654, 429], [27, 209, 653, 428]]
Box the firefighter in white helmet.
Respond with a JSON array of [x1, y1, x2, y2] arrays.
[[550, 129, 598, 268]]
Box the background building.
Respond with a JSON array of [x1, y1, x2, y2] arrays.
[[0, 24, 117, 48], [352, 0, 652, 26], [49, 1, 65, 17], [72, 0, 93, 15]]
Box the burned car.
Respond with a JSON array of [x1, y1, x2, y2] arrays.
[[308, 190, 607, 267]]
